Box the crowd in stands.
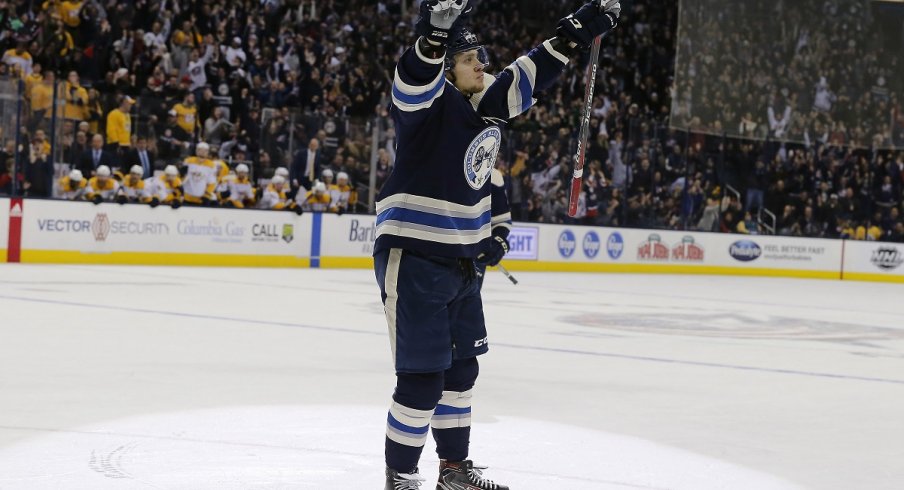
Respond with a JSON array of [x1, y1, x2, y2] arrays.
[[673, 0, 904, 149], [0, 0, 902, 243]]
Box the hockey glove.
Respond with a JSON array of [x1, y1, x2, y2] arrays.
[[149, 197, 160, 208], [92, 194, 103, 205], [171, 199, 182, 209], [116, 195, 128, 205], [475, 234, 509, 268], [294, 206, 304, 216], [415, 0, 473, 46], [556, 0, 620, 50]]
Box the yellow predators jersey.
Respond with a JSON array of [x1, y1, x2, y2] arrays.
[[60, 1, 82, 27], [226, 176, 256, 207], [30, 82, 53, 112], [2, 49, 33, 77], [106, 108, 132, 146], [300, 191, 331, 212], [62, 82, 89, 121], [120, 176, 148, 201], [150, 175, 183, 202], [182, 156, 217, 202], [260, 184, 290, 210], [173, 103, 198, 134], [57, 176, 86, 200], [213, 160, 230, 183], [86, 177, 119, 200], [329, 183, 357, 212]]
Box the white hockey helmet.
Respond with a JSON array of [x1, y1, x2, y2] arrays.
[[164, 165, 179, 177], [274, 167, 289, 178], [271, 175, 286, 186], [68, 169, 83, 181], [321, 168, 334, 178], [130, 165, 144, 175], [313, 181, 326, 193], [336, 171, 349, 182], [96, 165, 111, 177], [196, 142, 210, 153], [235, 163, 249, 174]]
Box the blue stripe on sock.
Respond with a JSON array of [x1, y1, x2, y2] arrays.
[[433, 404, 471, 416], [387, 413, 430, 435]]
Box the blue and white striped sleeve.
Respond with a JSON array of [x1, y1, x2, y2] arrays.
[[477, 39, 570, 121], [490, 169, 512, 240], [390, 41, 447, 124]]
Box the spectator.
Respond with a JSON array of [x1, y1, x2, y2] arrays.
[[172, 93, 199, 139], [77, 134, 115, 176], [203, 106, 234, 146], [105, 95, 135, 159], [2, 41, 33, 77], [62, 70, 88, 123], [122, 136, 156, 179]]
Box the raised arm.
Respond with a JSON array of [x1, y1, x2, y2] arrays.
[[390, 0, 472, 125], [475, 1, 621, 121]]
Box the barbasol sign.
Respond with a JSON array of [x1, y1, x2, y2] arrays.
[[504, 226, 538, 260], [729, 240, 762, 262], [583, 231, 600, 258], [558, 230, 576, 258]]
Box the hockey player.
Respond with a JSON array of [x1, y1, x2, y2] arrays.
[[375, 1, 620, 489], [85, 165, 119, 204], [298, 180, 331, 213], [58, 169, 87, 200], [258, 175, 294, 211], [149, 165, 184, 208], [182, 142, 218, 206], [328, 171, 357, 214], [221, 163, 256, 208], [117, 165, 149, 204]]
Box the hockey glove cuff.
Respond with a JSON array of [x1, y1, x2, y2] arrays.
[[476, 234, 509, 268]]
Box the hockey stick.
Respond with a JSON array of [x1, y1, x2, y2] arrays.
[[567, 34, 604, 217], [497, 264, 518, 285]]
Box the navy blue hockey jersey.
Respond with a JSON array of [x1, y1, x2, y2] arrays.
[[374, 39, 570, 258]]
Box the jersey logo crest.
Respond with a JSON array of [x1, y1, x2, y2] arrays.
[[464, 126, 501, 190]]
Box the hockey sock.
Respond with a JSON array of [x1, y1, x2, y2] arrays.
[[432, 357, 478, 462], [386, 371, 444, 472]]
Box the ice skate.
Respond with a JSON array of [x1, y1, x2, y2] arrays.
[[386, 467, 425, 490], [436, 460, 509, 490]]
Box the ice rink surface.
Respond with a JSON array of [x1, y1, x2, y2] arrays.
[[1, 264, 902, 489]]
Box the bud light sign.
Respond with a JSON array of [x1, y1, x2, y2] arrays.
[[607, 232, 624, 259], [558, 230, 576, 258], [583, 231, 600, 258], [505, 226, 539, 260], [730, 240, 762, 262]]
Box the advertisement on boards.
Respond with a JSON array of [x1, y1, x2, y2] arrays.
[[505, 226, 539, 260], [20, 200, 310, 257], [842, 241, 904, 280]]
